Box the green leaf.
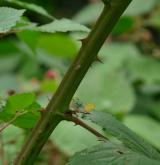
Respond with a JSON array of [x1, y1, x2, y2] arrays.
[[69, 142, 160, 165], [76, 70, 135, 114], [0, 93, 41, 129], [9, 107, 40, 129], [13, 17, 37, 31], [99, 43, 140, 71], [112, 17, 134, 36], [5, 0, 53, 19], [74, 0, 156, 24], [86, 111, 160, 160], [125, 0, 157, 16], [73, 2, 103, 24], [0, 7, 25, 33], [36, 18, 90, 33], [0, 111, 39, 129], [0, 39, 18, 57], [127, 56, 160, 84], [124, 115, 160, 149], [4, 93, 36, 114], [40, 79, 58, 92], [76, 43, 137, 114], [0, 40, 21, 74], [17, 30, 40, 52], [36, 50, 67, 74], [38, 34, 78, 58]]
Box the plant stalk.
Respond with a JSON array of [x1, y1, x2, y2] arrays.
[[14, 0, 132, 164], [66, 115, 108, 141]]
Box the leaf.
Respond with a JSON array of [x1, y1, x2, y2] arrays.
[[124, 115, 160, 149], [125, 0, 157, 16], [76, 43, 138, 114], [36, 18, 90, 33], [127, 56, 160, 84], [51, 120, 101, 155], [86, 111, 160, 160], [73, 0, 157, 25], [112, 17, 134, 36], [73, 2, 103, 24], [40, 79, 58, 92], [17, 30, 40, 52], [0, 39, 18, 57], [0, 105, 40, 129], [5, 0, 53, 19], [13, 17, 37, 31], [9, 107, 40, 129], [0, 7, 25, 33], [0, 93, 41, 129], [99, 43, 140, 71], [4, 93, 36, 114], [37, 50, 67, 71], [69, 142, 160, 165], [38, 34, 78, 58], [76, 70, 135, 114]]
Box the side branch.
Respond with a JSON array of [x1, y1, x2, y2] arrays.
[[66, 115, 108, 141]]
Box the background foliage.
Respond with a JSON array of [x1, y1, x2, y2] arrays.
[[0, 0, 160, 164]]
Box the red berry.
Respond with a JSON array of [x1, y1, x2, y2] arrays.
[[45, 70, 56, 79]]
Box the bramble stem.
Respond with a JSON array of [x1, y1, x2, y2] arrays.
[[14, 0, 132, 164]]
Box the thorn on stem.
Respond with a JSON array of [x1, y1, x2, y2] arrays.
[[78, 38, 87, 45], [102, 0, 112, 7], [39, 108, 46, 116], [75, 64, 81, 70], [95, 56, 103, 63]]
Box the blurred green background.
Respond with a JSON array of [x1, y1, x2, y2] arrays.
[[1, 0, 160, 164]]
